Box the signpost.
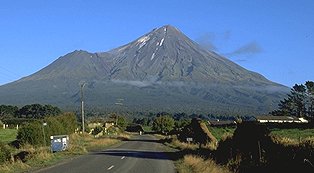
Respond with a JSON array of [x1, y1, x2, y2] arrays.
[[42, 122, 47, 146]]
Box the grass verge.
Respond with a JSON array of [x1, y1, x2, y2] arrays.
[[0, 133, 129, 173], [176, 155, 231, 173]]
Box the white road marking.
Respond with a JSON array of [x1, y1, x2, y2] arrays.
[[107, 165, 114, 170], [121, 156, 125, 160]]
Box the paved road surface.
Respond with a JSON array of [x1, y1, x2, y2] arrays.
[[36, 134, 175, 173]]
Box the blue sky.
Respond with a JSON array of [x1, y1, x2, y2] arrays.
[[0, 0, 313, 87]]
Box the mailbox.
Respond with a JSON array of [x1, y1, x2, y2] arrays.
[[50, 135, 69, 152]]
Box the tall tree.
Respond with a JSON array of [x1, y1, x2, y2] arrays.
[[0, 105, 18, 118], [305, 81, 314, 118], [117, 116, 127, 131], [18, 104, 61, 118], [273, 81, 314, 120], [152, 115, 174, 134]]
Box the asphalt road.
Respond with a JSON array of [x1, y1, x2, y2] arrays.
[[36, 134, 175, 173]]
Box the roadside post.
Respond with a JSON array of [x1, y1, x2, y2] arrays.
[[42, 122, 47, 146]]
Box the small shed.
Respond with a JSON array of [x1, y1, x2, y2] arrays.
[[50, 135, 69, 152]]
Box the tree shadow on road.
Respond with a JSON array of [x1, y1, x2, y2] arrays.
[[122, 138, 162, 143], [91, 148, 212, 162], [92, 150, 173, 160]]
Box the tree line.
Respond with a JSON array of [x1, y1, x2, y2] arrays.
[[272, 81, 314, 120], [0, 104, 61, 119]]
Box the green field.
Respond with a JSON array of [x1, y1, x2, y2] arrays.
[[270, 128, 314, 140], [207, 126, 236, 141], [142, 126, 152, 133], [207, 126, 314, 142], [0, 129, 17, 143]]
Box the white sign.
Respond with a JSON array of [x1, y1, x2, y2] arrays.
[[186, 138, 193, 142]]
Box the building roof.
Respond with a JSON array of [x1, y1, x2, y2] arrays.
[[208, 120, 237, 126], [255, 116, 299, 121]]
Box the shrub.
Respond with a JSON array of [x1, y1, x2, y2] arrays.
[[117, 116, 127, 131], [17, 121, 44, 146], [92, 126, 103, 136], [55, 112, 77, 134], [0, 142, 11, 163], [152, 115, 175, 134]]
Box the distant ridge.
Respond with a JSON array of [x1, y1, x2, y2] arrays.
[[0, 25, 289, 115]]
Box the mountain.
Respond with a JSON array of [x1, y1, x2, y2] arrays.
[[0, 25, 289, 115]]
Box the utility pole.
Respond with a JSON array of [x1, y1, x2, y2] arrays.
[[80, 82, 86, 133]]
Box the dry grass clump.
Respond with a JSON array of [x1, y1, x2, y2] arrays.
[[270, 135, 314, 147], [86, 138, 118, 151], [31, 147, 53, 161], [300, 136, 314, 147], [69, 133, 120, 152], [271, 135, 298, 146], [171, 138, 199, 150], [170, 136, 217, 151], [202, 142, 217, 150], [177, 155, 232, 173], [0, 160, 30, 173], [15, 144, 53, 163], [114, 133, 131, 140], [0, 145, 53, 173]]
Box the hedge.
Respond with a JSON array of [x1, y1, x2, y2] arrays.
[[17, 112, 77, 146]]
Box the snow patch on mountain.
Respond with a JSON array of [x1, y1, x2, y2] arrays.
[[159, 38, 165, 46], [151, 52, 156, 60], [137, 36, 150, 49], [137, 36, 150, 43]]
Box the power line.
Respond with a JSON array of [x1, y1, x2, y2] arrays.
[[0, 65, 23, 84], [0, 65, 22, 78], [0, 66, 22, 81]]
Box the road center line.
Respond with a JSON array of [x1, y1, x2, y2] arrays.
[[107, 165, 114, 170], [121, 156, 125, 160]]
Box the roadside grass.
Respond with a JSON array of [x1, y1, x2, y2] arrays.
[[0, 129, 17, 143], [176, 155, 231, 173], [0, 145, 65, 173], [0, 133, 129, 173], [0, 160, 31, 173]]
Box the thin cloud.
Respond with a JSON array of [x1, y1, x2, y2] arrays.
[[222, 31, 231, 40], [195, 33, 217, 51], [228, 41, 262, 56], [196, 31, 232, 52]]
